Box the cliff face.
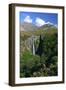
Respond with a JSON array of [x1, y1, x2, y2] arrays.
[[20, 35, 40, 55]]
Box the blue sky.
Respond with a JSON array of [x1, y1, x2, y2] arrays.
[[20, 12, 58, 27]]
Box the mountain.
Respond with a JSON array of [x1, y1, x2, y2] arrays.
[[20, 22, 57, 32], [20, 22, 38, 31], [39, 24, 57, 31], [20, 22, 57, 54]]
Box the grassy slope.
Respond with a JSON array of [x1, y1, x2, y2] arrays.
[[20, 28, 57, 40], [20, 28, 58, 77]]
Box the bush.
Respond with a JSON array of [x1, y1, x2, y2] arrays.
[[20, 32, 58, 77]]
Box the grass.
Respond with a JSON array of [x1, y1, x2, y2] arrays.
[[20, 28, 58, 77], [20, 28, 57, 40]]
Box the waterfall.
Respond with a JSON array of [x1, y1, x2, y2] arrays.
[[33, 40, 35, 55], [32, 36, 35, 55]]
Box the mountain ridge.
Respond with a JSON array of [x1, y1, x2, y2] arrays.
[[20, 22, 57, 32]]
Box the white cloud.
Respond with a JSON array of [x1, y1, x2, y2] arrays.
[[46, 21, 53, 25], [35, 17, 55, 27], [46, 22, 57, 28], [24, 16, 32, 23], [35, 17, 46, 27]]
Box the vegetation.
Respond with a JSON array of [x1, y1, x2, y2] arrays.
[[20, 28, 58, 77]]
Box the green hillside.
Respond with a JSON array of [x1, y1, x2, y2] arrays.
[[20, 25, 58, 78], [20, 28, 57, 40]]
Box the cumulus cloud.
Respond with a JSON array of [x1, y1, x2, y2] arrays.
[[46, 21, 53, 25], [46, 22, 57, 28], [24, 16, 32, 23], [35, 17, 46, 27], [35, 17, 55, 27]]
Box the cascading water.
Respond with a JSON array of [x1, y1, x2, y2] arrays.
[[32, 35, 35, 55]]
